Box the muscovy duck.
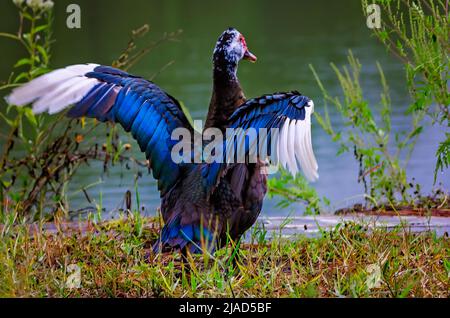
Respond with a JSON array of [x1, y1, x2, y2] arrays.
[[6, 27, 318, 254]]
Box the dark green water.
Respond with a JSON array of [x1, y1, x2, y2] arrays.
[[0, 0, 448, 217]]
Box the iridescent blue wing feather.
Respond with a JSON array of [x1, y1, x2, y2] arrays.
[[202, 91, 319, 193], [6, 64, 193, 196]]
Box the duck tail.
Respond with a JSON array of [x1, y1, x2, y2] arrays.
[[153, 215, 216, 254]]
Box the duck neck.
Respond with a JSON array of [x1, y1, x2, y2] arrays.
[[205, 60, 245, 132]]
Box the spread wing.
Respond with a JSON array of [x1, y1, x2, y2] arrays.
[[201, 91, 319, 192], [5, 64, 193, 196]]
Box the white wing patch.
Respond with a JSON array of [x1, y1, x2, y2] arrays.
[[277, 100, 319, 181], [5, 63, 100, 114]]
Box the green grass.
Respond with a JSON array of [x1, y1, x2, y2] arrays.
[[0, 215, 448, 298]]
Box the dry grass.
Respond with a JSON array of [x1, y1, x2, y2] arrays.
[[0, 215, 448, 298]]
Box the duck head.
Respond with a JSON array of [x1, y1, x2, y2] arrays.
[[213, 28, 257, 76]]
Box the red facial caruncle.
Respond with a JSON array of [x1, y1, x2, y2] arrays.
[[240, 35, 257, 62]]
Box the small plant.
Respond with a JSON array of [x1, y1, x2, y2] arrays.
[[0, 0, 60, 218], [269, 0, 448, 212], [310, 51, 424, 206], [362, 0, 449, 180], [267, 168, 326, 215], [0, 1, 181, 221]]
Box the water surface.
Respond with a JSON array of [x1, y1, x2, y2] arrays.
[[0, 0, 448, 217]]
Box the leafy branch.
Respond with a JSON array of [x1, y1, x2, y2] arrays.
[[362, 0, 449, 180], [0, 1, 182, 220], [310, 51, 423, 205]]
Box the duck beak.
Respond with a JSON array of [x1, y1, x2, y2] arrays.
[[243, 49, 257, 63]]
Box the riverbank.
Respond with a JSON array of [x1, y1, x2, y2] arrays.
[[0, 215, 448, 297]]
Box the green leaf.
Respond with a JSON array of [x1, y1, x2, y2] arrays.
[[13, 72, 29, 83], [24, 108, 38, 129], [21, 12, 34, 20], [0, 112, 14, 126], [34, 24, 49, 33], [30, 67, 51, 77], [1, 180, 12, 188], [36, 45, 49, 65], [14, 58, 33, 68], [410, 126, 423, 139], [434, 134, 450, 183]]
